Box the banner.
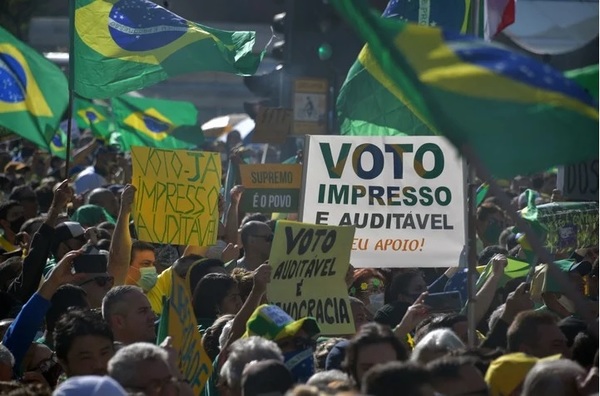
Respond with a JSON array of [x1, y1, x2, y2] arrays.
[[252, 107, 292, 144], [132, 146, 221, 246], [157, 272, 213, 394], [557, 159, 599, 201], [267, 220, 356, 335], [239, 164, 302, 213], [301, 136, 466, 268]]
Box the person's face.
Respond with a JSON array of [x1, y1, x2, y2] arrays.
[[115, 291, 156, 343], [19, 193, 38, 220], [432, 365, 488, 396], [351, 301, 372, 333], [122, 359, 178, 396], [0, 205, 24, 234], [248, 224, 273, 259], [78, 275, 113, 308], [218, 284, 243, 316], [354, 342, 399, 385], [62, 335, 114, 377], [399, 275, 427, 303], [99, 194, 119, 218], [530, 323, 569, 358], [131, 249, 156, 270]]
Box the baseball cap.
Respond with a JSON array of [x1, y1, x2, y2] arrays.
[[53, 375, 127, 396], [243, 304, 320, 341], [51, 221, 86, 255], [485, 352, 561, 396]]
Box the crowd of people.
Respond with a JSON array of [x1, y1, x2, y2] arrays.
[[0, 136, 597, 396]]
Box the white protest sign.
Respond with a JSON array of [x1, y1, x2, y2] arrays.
[[300, 136, 467, 268]]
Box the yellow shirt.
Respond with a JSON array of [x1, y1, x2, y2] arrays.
[[148, 267, 174, 315]]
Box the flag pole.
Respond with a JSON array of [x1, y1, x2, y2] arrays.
[[65, 0, 76, 179]]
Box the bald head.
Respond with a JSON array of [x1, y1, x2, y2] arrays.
[[87, 188, 118, 218]]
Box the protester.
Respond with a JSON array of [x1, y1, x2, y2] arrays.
[[227, 221, 273, 272]]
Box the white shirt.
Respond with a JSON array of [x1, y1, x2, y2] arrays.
[[74, 166, 107, 194]]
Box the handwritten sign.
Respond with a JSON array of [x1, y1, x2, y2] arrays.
[[132, 146, 221, 246], [158, 272, 213, 394], [252, 107, 292, 144], [557, 159, 599, 201], [267, 220, 356, 335], [239, 164, 302, 213], [301, 135, 466, 268]]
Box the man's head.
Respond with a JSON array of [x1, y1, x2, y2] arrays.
[[53, 309, 115, 377], [102, 285, 156, 345], [427, 356, 488, 396], [387, 271, 427, 304], [126, 241, 157, 292], [220, 337, 284, 396], [362, 361, 435, 396], [94, 146, 118, 172], [9, 185, 38, 220], [240, 221, 273, 261], [426, 314, 469, 345], [46, 285, 90, 339], [521, 359, 586, 396], [349, 296, 371, 333], [507, 310, 569, 358], [343, 322, 408, 387], [87, 188, 119, 218], [241, 359, 293, 396], [51, 222, 87, 260], [0, 201, 25, 240], [108, 342, 177, 395], [77, 272, 114, 309]]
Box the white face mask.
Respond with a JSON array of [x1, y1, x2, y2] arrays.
[[367, 292, 385, 314], [206, 239, 228, 260], [558, 295, 576, 313]]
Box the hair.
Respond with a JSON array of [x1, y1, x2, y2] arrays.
[[53, 309, 114, 362], [192, 273, 236, 321], [243, 359, 294, 396], [240, 213, 268, 227], [426, 356, 480, 381], [231, 267, 254, 301], [448, 348, 504, 375], [34, 185, 54, 214], [507, 310, 559, 353], [362, 361, 431, 396], [385, 270, 422, 304], [349, 268, 385, 297], [0, 201, 21, 222], [102, 285, 143, 322], [46, 285, 88, 334], [9, 185, 35, 202], [0, 382, 51, 396], [521, 359, 586, 396], [477, 245, 508, 266], [411, 329, 464, 365], [172, 254, 204, 279], [239, 220, 270, 247], [108, 342, 169, 388], [219, 336, 283, 391], [306, 370, 350, 390], [87, 188, 114, 205], [97, 221, 115, 233], [0, 344, 14, 368], [476, 203, 503, 222], [19, 216, 45, 235], [571, 332, 599, 369], [188, 258, 225, 294], [130, 240, 155, 260], [343, 323, 407, 384], [488, 303, 505, 331], [202, 314, 235, 362], [426, 314, 467, 334], [314, 337, 346, 372]]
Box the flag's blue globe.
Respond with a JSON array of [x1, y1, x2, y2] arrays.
[[143, 115, 170, 133], [109, 0, 188, 52], [85, 110, 97, 122], [0, 53, 26, 103]]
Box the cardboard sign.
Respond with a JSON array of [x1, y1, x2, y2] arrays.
[[239, 164, 302, 213], [267, 220, 356, 335], [131, 146, 221, 246], [300, 135, 467, 268], [557, 159, 599, 201], [252, 107, 292, 144], [158, 272, 213, 394]]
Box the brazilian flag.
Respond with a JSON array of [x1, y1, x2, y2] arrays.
[[73, 0, 264, 99], [49, 127, 68, 159], [0, 26, 68, 150], [74, 97, 112, 139], [111, 95, 203, 150]]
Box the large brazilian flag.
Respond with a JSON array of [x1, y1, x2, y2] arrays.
[[73, 0, 264, 98]]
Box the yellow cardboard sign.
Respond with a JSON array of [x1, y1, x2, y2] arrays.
[[253, 107, 292, 144], [267, 220, 356, 335], [131, 146, 221, 246], [239, 164, 302, 189], [166, 272, 213, 394]]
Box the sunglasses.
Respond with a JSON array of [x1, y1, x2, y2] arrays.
[[79, 275, 114, 288], [252, 234, 274, 242]]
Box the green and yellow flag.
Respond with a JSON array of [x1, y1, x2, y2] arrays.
[[0, 26, 68, 150], [74, 97, 112, 139], [49, 126, 68, 159], [73, 0, 263, 98], [112, 95, 203, 150]]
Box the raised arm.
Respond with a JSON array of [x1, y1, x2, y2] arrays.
[[108, 184, 136, 285]]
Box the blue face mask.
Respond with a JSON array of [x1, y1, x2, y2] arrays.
[[283, 347, 314, 384]]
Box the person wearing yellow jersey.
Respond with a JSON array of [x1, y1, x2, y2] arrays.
[[0, 201, 25, 254]]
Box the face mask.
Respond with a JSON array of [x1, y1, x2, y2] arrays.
[[558, 295, 576, 314], [367, 292, 385, 314], [206, 239, 228, 260], [137, 266, 158, 292], [9, 216, 25, 234], [483, 219, 503, 245], [283, 347, 314, 384]]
